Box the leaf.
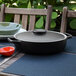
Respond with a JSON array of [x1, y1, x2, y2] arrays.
[[37, 5, 45, 9], [50, 20, 56, 29], [0, 0, 2, 2], [72, 7, 76, 10], [27, 1, 31, 8], [35, 16, 44, 29], [52, 12, 58, 19], [70, 19, 76, 29]]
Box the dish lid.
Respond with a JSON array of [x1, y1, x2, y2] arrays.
[[14, 29, 67, 43]]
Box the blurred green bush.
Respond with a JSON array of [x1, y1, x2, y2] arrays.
[[0, 0, 76, 30]]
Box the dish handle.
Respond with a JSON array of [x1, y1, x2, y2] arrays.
[[65, 33, 72, 39], [8, 38, 21, 43]]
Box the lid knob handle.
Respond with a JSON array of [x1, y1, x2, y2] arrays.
[[33, 29, 46, 35]]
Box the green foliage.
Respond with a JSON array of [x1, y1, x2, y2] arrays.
[[52, 12, 58, 19], [18, 3, 27, 8], [0, 0, 2, 3], [37, 5, 45, 9], [17, 0, 28, 3], [46, 0, 56, 5], [5, 14, 13, 22], [50, 20, 56, 29], [70, 19, 76, 29], [0, 0, 76, 30], [27, 1, 31, 8], [35, 16, 44, 29]]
